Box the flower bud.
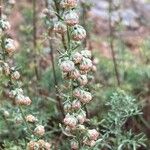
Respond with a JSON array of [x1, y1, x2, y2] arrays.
[[92, 65, 97, 72], [81, 50, 92, 59], [72, 52, 83, 64], [73, 88, 82, 99], [3, 63, 10, 76], [53, 21, 67, 34], [77, 111, 86, 124], [72, 25, 86, 41], [71, 140, 79, 150], [70, 69, 80, 80], [27, 141, 39, 150], [64, 103, 72, 113], [60, 0, 77, 9], [3, 110, 10, 117], [77, 75, 88, 86], [64, 11, 79, 26], [34, 125, 45, 136], [25, 115, 38, 123], [79, 58, 92, 71], [15, 95, 32, 106], [11, 71, 20, 80], [60, 60, 75, 72], [83, 138, 96, 147], [4, 38, 16, 55], [8, 0, 16, 5], [0, 19, 11, 31], [79, 91, 92, 104], [88, 129, 99, 141], [72, 100, 81, 110], [64, 114, 77, 128]]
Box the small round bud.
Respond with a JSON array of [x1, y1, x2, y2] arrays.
[[38, 140, 51, 149], [25, 115, 38, 123], [3, 110, 10, 117], [81, 50, 92, 59], [3, 63, 10, 76], [72, 25, 86, 41], [79, 58, 92, 71], [64, 11, 79, 26], [64, 103, 72, 112], [72, 52, 83, 64], [77, 111, 86, 124], [64, 114, 77, 128], [70, 69, 80, 80], [92, 65, 97, 72], [34, 125, 45, 136], [27, 141, 39, 150], [79, 91, 92, 104], [60, 60, 75, 72], [53, 21, 67, 34], [60, 0, 77, 9], [72, 100, 81, 110], [73, 88, 82, 99], [71, 140, 79, 150], [15, 95, 32, 106], [77, 74, 88, 86], [88, 129, 99, 141], [11, 71, 20, 80], [4, 38, 16, 55], [0, 19, 11, 31]]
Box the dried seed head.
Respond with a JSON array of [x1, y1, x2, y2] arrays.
[[71, 140, 79, 150], [60, 0, 78, 9], [34, 125, 45, 136], [79, 58, 92, 71], [11, 71, 20, 80], [81, 50, 92, 59], [70, 69, 80, 80], [0, 19, 11, 31], [53, 21, 67, 34], [72, 25, 86, 41], [72, 52, 83, 64], [64, 114, 77, 128], [88, 129, 99, 141], [25, 115, 38, 123], [60, 60, 75, 72], [64, 11, 79, 26], [27, 141, 39, 150], [72, 100, 81, 110], [77, 74, 88, 86]]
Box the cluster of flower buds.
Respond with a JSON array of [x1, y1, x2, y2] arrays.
[[51, 0, 100, 148], [27, 139, 51, 150]]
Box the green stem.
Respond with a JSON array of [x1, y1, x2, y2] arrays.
[[19, 106, 32, 134]]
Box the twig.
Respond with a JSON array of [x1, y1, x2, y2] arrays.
[[108, 0, 120, 86]]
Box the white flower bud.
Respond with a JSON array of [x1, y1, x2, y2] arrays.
[[64, 114, 77, 128], [3, 63, 10, 76], [79, 58, 92, 71], [73, 88, 82, 99], [4, 38, 16, 55], [0, 19, 11, 31], [53, 21, 67, 34], [88, 129, 99, 141], [72, 100, 81, 110], [70, 69, 80, 80], [11, 71, 20, 80], [77, 111, 86, 124], [60, 0, 77, 9], [64, 103, 72, 113], [72, 52, 83, 64], [81, 50, 92, 59], [72, 25, 86, 41], [77, 75, 88, 86], [64, 11, 79, 26], [71, 140, 79, 150], [79, 91, 92, 104], [60, 60, 75, 72], [25, 115, 38, 123], [27, 141, 39, 150], [15, 95, 32, 106], [34, 125, 45, 136]]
